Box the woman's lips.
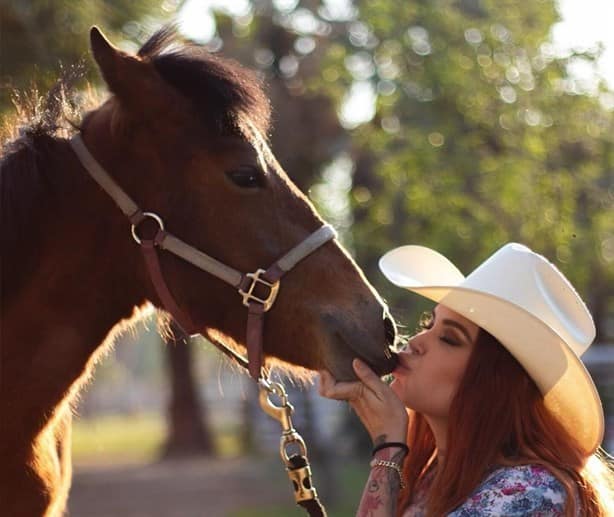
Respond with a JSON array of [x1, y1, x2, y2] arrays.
[[393, 362, 411, 376], [392, 353, 412, 376]]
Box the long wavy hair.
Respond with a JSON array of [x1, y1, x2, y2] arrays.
[[398, 328, 614, 516]]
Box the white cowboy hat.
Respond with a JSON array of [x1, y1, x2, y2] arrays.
[[379, 242, 604, 456]]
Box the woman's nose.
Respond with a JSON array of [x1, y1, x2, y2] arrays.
[[407, 336, 424, 355]]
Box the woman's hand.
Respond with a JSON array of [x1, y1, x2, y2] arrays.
[[318, 358, 408, 444]]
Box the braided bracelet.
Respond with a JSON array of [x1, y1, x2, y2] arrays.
[[372, 441, 409, 457], [369, 458, 406, 490]]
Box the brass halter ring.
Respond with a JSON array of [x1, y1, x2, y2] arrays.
[[131, 212, 164, 245]]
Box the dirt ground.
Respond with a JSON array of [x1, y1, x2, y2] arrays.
[[68, 457, 309, 517]]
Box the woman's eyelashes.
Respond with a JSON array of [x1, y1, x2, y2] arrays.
[[417, 311, 461, 346], [439, 334, 460, 346]]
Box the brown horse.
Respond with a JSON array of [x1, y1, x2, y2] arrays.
[[0, 27, 397, 516]]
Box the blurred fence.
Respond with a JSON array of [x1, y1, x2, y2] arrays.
[[583, 344, 614, 453]]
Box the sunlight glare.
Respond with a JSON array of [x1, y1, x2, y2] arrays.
[[553, 0, 614, 88], [339, 81, 376, 129], [178, 0, 215, 43]]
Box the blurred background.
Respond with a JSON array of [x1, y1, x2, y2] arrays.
[[2, 0, 613, 515]]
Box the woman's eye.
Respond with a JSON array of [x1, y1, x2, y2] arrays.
[[226, 165, 265, 188], [440, 335, 460, 346]]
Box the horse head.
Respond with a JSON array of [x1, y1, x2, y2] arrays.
[[79, 27, 398, 380]]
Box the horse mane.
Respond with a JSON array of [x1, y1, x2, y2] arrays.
[[1, 64, 86, 303], [0, 26, 272, 304]]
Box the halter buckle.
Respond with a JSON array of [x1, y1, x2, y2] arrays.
[[239, 269, 280, 311]]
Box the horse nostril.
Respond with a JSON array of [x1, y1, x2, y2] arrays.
[[383, 313, 397, 346]]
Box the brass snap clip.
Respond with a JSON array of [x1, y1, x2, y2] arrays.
[[258, 379, 318, 504], [258, 380, 294, 433]]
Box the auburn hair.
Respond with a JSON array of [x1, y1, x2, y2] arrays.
[[397, 328, 614, 516]]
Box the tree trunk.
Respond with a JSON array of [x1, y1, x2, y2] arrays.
[[160, 325, 214, 459]]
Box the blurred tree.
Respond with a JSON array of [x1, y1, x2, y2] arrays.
[[200, 0, 612, 339], [161, 326, 214, 459], [291, 0, 614, 338]]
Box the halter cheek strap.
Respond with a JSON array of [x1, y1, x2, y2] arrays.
[[69, 134, 336, 380]]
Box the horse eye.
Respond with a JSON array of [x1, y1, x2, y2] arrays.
[[225, 165, 265, 188]]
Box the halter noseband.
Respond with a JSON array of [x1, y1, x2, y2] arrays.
[[70, 133, 336, 380]]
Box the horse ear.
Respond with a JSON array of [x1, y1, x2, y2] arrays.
[[89, 26, 145, 99], [89, 26, 186, 120]]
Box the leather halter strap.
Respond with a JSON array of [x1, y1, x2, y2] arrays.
[[69, 134, 336, 379]]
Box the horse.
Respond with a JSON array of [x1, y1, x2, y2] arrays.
[[0, 26, 398, 516]]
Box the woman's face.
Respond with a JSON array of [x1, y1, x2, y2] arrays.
[[391, 304, 479, 420]]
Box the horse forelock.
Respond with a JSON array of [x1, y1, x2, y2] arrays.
[[140, 26, 271, 139]]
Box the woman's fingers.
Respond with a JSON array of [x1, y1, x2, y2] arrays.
[[352, 358, 388, 398], [319, 360, 386, 402], [318, 370, 364, 401], [319, 367, 408, 443]]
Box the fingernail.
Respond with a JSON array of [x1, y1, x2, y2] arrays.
[[353, 358, 365, 370]]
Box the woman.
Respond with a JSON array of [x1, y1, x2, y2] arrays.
[[319, 243, 614, 516]]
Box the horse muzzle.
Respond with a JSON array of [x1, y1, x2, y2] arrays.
[[318, 308, 399, 381]]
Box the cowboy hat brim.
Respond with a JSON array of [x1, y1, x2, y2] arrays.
[[379, 245, 604, 456]]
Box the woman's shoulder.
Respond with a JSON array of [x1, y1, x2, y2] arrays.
[[450, 464, 567, 516]]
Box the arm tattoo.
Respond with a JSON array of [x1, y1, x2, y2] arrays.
[[357, 447, 406, 517], [373, 434, 388, 447]]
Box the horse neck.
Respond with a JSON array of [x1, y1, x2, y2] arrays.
[[1, 132, 151, 434]]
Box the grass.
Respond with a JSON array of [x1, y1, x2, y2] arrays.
[[229, 461, 370, 517], [72, 413, 165, 465], [72, 413, 248, 464], [72, 413, 370, 516]]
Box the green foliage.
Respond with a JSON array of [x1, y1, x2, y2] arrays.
[[311, 0, 614, 334], [200, 1, 613, 334], [0, 0, 178, 113]]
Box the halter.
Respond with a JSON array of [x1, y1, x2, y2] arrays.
[[69, 133, 336, 380]]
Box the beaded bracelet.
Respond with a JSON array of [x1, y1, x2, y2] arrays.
[[372, 441, 409, 457], [369, 458, 406, 490]]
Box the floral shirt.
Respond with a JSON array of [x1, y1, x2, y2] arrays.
[[403, 464, 568, 516]]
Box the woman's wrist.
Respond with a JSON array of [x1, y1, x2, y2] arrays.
[[372, 444, 408, 462], [369, 458, 406, 490], [369, 443, 408, 491], [372, 441, 409, 457], [371, 427, 407, 446]]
